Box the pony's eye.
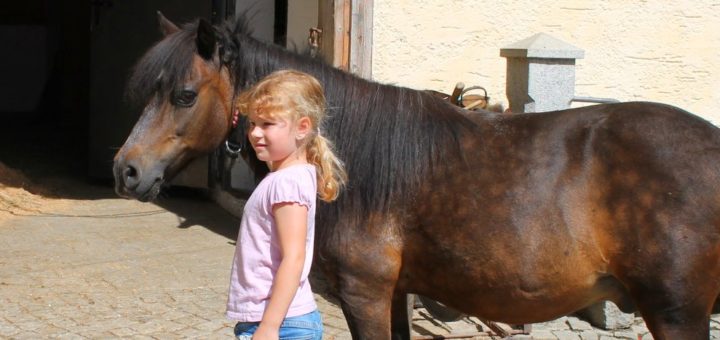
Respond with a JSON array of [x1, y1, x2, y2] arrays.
[[174, 90, 197, 107]]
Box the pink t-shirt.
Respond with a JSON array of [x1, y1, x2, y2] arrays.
[[226, 164, 318, 321]]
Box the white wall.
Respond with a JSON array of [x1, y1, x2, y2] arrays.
[[373, 0, 720, 124]]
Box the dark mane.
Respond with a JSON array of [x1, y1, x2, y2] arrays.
[[131, 15, 479, 229], [126, 21, 195, 106]]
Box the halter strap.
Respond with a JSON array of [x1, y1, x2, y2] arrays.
[[225, 106, 243, 157]]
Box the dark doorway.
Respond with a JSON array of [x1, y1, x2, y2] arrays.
[[0, 1, 90, 182]]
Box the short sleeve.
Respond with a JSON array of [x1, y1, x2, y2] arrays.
[[268, 171, 314, 209]]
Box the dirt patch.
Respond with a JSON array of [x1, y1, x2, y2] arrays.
[[0, 162, 70, 222]]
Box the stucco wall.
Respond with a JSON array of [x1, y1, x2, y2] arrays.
[[372, 1, 720, 124]]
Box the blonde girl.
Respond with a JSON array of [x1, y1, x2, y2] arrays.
[[226, 70, 346, 340]]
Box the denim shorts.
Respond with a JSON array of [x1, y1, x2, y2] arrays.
[[234, 309, 323, 340]]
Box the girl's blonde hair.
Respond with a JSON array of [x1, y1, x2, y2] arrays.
[[236, 70, 347, 202]]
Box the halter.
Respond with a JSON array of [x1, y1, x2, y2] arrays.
[[224, 107, 243, 157]]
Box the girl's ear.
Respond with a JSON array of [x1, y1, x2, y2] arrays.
[[296, 117, 312, 140]]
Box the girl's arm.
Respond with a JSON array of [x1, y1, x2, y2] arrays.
[[253, 202, 308, 340]]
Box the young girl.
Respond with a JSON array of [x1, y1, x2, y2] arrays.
[[226, 70, 346, 340]]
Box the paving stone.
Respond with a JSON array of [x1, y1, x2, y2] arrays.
[[52, 332, 85, 339], [553, 330, 581, 340], [191, 319, 227, 332], [12, 331, 42, 339], [568, 317, 594, 331], [531, 330, 557, 340], [534, 316, 571, 331], [160, 309, 192, 322], [109, 327, 139, 337], [176, 326, 226, 338], [579, 330, 599, 340], [0, 322, 20, 338], [611, 330, 638, 339], [14, 319, 46, 332], [135, 319, 179, 334]]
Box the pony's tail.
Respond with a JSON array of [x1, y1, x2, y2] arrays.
[[306, 133, 347, 202]]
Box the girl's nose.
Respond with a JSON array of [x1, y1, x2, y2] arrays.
[[249, 126, 262, 138]]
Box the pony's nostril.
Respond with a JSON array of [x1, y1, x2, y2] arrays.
[[123, 165, 140, 188], [124, 165, 137, 179]]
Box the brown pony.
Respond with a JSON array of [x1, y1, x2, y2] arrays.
[[114, 14, 720, 339]]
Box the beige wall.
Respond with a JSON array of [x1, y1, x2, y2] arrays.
[[372, 0, 720, 124]]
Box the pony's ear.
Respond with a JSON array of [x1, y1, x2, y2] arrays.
[[196, 19, 217, 60], [157, 11, 180, 36]]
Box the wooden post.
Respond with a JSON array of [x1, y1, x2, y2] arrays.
[[349, 0, 372, 78], [318, 0, 350, 71], [318, 0, 372, 78]]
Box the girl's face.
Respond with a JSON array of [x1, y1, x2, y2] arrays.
[[247, 113, 309, 170]]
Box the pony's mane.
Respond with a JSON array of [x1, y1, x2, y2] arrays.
[[128, 15, 479, 231]]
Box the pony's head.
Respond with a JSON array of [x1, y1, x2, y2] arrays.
[[113, 13, 232, 201]]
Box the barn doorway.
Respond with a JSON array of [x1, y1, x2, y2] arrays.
[[0, 1, 90, 187]]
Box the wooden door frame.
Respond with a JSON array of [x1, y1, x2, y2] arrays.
[[318, 0, 373, 79]]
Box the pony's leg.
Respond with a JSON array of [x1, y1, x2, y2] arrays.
[[322, 217, 404, 339], [337, 272, 395, 339], [390, 292, 412, 340], [637, 300, 710, 340], [626, 270, 718, 339]]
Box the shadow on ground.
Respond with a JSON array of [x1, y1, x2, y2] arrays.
[[154, 187, 241, 241]]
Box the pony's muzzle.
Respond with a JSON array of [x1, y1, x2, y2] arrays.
[[113, 157, 141, 197], [113, 156, 165, 202]]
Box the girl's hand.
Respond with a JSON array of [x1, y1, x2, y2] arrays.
[[252, 324, 279, 340]]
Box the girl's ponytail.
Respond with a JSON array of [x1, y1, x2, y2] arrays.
[[306, 133, 346, 202]]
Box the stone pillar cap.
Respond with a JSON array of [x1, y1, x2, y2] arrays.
[[500, 32, 584, 59]]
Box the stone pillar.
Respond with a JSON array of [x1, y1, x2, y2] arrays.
[[500, 33, 584, 113]]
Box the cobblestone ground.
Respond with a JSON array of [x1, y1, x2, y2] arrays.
[[1, 184, 720, 339]]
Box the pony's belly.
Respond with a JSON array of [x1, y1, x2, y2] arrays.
[[423, 273, 621, 324], [403, 242, 618, 324]]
